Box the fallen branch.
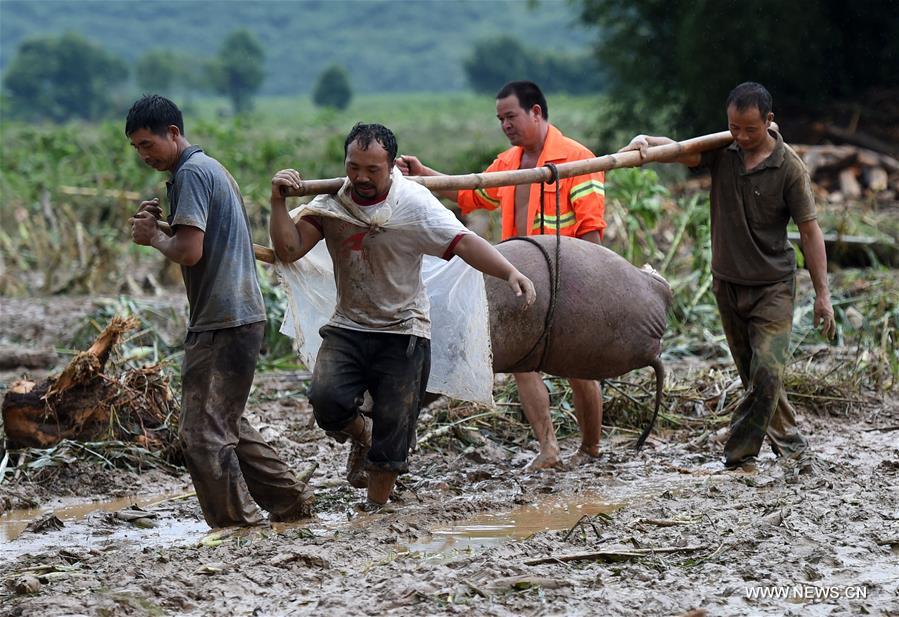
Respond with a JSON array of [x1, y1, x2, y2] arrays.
[[817, 123, 898, 158], [636, 518, 694, 527], [789, 231, 899, 268], [784, 391, 864, 404], [523, 545, 706, 566], [417, 410, 506, 446], [61, 186, 142, 200], [862, 425, 899, 433], [1, 317, 180, 456]]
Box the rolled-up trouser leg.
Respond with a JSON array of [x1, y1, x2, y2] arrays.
[[309, 327, 430, 474], [715, 279, 794, 466], [180, 323, 266, 527], [366, 334, 430, 473], [308, 326, 368, 434]]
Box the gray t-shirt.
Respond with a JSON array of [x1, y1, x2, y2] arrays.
[[166, 146, 265, 332], [695, 130, 817, 285]]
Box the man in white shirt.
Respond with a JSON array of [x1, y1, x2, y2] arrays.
[[269, 123, 535, 509]]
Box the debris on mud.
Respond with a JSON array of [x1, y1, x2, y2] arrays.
[[1, 316, 180, 455]]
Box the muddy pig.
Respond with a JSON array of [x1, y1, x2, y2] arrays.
[[486, 235, 672, 446]]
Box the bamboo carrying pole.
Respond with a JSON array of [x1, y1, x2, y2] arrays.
[[157, 130, 736, 264], [279, 130, 735, 197]]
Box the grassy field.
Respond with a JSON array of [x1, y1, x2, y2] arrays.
[[1, 92, 895, 387], [0, 92, 605, 293]]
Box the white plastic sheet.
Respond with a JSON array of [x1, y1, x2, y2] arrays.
[[276, 242, 494, 405]]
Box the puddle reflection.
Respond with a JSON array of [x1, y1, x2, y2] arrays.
[[0, 492, 194, 543], [399, 492, 622, 556], [0, 492, 208, 565]]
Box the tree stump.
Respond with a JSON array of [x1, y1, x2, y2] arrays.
[[1, 316, 180, 451]]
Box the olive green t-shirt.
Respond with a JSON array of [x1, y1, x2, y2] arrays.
[[695, 130, 817, 285]]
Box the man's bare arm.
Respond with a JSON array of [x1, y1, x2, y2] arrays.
[[394, 155, 459, 202], [577, 230, 602, 245], [270, 169, 323, 263], [131, 211, 204, 266], [797, 218, 836, 339], [452, 233, 536, 306]]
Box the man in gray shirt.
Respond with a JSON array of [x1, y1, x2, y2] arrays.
[[127, 95, 312, 527]]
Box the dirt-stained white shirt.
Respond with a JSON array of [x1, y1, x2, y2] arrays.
[[299, 168, 469, 338]]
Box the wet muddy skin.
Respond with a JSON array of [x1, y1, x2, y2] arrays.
[[1, 301, 898, 615]]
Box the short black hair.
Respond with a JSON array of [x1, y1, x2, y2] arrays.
[[726, 82, 773, 118], [344, 123, 398, 163], [496, 80, 548, 120], [125, 94, 184, 137]]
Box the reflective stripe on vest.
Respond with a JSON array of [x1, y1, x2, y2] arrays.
[[532, 211, 576, 231], [569, 179, 605, 202], [475, 187, 500, 206]]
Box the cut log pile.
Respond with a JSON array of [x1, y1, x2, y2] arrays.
[[1, 316, 180, 453], [793, 144, 899, 203]]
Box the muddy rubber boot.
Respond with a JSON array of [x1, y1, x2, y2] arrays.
[[345, 415, 372, 489]]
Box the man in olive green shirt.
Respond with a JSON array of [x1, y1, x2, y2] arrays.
[[620, 82, 835, 469]]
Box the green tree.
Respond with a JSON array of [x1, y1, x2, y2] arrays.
[[211, 29, 265, 114], [463, 36, 531, 95], [2, 32, 128, 122], [578, 0, 899, 141], [464, 35, 602, 96], [312, 65, 353, 110], [135, 49, 211, 99], [135, 49, 179, 94]]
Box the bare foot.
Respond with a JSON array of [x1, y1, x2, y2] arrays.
[[524, 450, 562, 471], [564, 448, 600, 468]]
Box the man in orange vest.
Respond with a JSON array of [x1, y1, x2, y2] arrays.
[[397, 80, 606, 470]]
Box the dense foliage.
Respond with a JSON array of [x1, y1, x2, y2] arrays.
[[210, 30, 266, 114], [463, 35, 602, 96], [0, 0, 591, 96], [578, 0, 899, 144], [313, 65, 353, 111], [2, 32, 128, 122], [135, 49, 208, 99]]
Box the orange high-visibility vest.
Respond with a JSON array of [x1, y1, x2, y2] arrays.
[[457, 124, 606, 240]]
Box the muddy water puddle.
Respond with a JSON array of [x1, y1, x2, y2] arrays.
[[0, 492, 207, 565], [1, 469, 726, 567], [393, 467, 736, 558], [399, 492, 622, 556]]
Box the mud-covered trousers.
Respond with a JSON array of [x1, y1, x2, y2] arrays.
[[309, 325, 430, 473], [713, 278, 810, 466], [180, 321, 307, 528]]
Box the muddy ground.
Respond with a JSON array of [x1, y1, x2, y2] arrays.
[[1, 295, 897, 617]]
